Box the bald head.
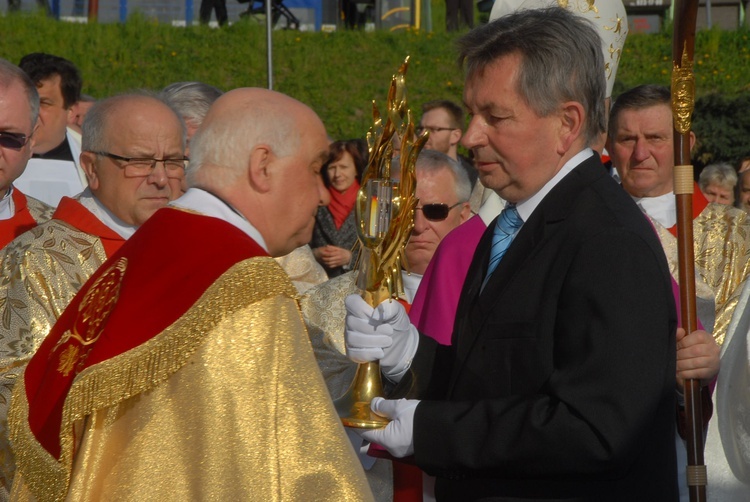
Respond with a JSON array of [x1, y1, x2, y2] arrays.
[[188, 88, 330, 257], [80, 93, 186, 226]]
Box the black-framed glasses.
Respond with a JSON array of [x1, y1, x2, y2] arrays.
[[416, 126, 457, 135], [416, 202, 463, 221], [90, 151, 188, 179], [0, 131, 30, 150]]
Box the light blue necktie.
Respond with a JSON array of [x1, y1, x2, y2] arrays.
[[485, 204, 523, 282]]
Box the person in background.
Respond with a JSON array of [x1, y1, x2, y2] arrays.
[[160, 81, 223, 195], [0, 58, 54, 251], [301, 149, 472, 501], [14, 53, 86, 206], [699, 162, 737, 205], [735, 157, 750, 214], [67, 93, 96, 136], [418, 100, 478, 192], [199, 0, 228, 26], [160, 81, 223, 152], [446, 0, 473, 31], [609, 84, 750, 345], [311, 139, 366, 277], [608, 84, 737, 500]]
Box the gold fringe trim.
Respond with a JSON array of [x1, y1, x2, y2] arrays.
[[11, 257, 296, 502], [9, 377, 69, 502]]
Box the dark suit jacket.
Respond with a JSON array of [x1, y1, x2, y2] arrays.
[[403, 154, 678, 501]]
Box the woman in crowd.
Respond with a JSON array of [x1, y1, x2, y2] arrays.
[[699, 162, 737, 206], [311, 139, 366, 277]]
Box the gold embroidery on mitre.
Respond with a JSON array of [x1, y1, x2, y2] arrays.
[[52, 258, 128, 376], [559, 0, 598, 15]]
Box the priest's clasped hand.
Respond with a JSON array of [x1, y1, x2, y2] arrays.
[[358, 397, 419, 458], [344, 294, 419, 382]]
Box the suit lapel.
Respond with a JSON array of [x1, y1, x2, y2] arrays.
[[450, 154, 606, 383]]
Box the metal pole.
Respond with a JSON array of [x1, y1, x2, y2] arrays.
[[706, 0, 712, 28], [266, 0, 273, 89], [119, 0, 126, 22]]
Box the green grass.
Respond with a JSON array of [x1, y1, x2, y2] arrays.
[[1, 9, 749, 141]]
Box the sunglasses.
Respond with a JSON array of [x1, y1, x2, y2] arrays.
[[416, 202, 463, 221], [0, 131, 30, 150]]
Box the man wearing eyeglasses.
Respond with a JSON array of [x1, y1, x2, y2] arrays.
[[418, 100, 478, 191], [402, 150, 472, 299], [0, 58, 54, 252], [13, 53, 87, 207], [7, 88, 373, 501], [0, 92, 186, 496]]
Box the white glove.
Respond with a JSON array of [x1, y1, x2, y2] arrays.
[[344, 294, 419, 382], [359, 397, 419, 458]]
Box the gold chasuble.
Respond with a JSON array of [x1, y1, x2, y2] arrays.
[[0, 197, 125, 496], [8, 207, 373, 502], [652, 197, 750, 346]]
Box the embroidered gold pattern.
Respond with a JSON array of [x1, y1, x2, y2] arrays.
[[51, 258, 127, 377], [56, 346, 79, 377]]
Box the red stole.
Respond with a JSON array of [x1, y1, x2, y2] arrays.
[[328, 181, 359, 229], [0, 189, 39, 249], [667, 184, 708, 238], [52, 197, 127, 258], [24, 208, 268, 459]]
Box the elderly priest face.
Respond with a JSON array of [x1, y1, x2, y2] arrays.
[[79, 94, 186, 225], [187, 87, 331, 257]]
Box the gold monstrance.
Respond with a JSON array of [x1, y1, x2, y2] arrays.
[[334, 57, 428, 429]]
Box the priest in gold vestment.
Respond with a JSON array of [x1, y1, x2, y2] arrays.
[[608, 84, 750, 346], [0, 58, 55, 253], [608, 84, 736, 500], [0, 92, 187, 498], [8, 88, 373, 502]]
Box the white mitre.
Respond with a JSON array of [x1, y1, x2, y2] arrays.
[[489, 0, 628, 98]]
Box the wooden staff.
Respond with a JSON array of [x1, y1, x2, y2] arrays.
[[671, 1, 706, 500]]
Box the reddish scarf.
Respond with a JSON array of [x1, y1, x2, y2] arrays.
[[52, 197, 126, 258], [328, 181, 359, 229]]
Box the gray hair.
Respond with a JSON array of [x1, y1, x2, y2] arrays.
[[82, 90, 186, 153], [457, 7, 606, 144], [160, 81, 223, 127], [187, 101, 300, 190], [0, 57, 39, 128], [699, 162, 738, 192], [415, 149, 472, 203]]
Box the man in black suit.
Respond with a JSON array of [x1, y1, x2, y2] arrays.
[[344, 7, 679, 501]]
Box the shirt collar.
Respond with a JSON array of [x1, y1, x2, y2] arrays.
[[515, 148, 594, 223], [170, 188, 268, 252]]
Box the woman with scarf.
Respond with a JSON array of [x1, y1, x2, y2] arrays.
[[311, 140, 366, 277]]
